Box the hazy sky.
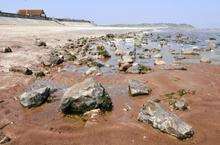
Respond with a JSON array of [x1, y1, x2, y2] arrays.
[[1, 0, 220, 28]]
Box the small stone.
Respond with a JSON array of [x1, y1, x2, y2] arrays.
[[173, 98, 188, 111], [154, 59, 166, 65], [122, 55, 134, 63], [182, 50, 199, 55], [35, 39, 47, 47], [115, 49, 125, 56], [129, 80, 151, 96], [200, 56, 211, 63], [118, 62, 132, 72], [82, 109, 102, 121], [0, 131, 11, 144], [207, 40, 217, 50], [85, 67, 102, 76], [0, 47, 12, 53], [9, 66, 33, 75], [154, 53, 163, 58], [162, 65, 187, 71], [126, 63, 152, 74], [34, 71, 45, 78]]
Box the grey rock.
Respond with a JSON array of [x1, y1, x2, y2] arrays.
[[9, 66, 33, 75], [60, 78, 113, 114], [129, 80, 151, 96], [19, 87, 51, 108], [138, 100, 194, 139]]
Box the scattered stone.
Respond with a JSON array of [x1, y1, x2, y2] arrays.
[[161, 65, 187, 71], [106, 34, 115, 39], [0, 47, 12, 53], [173, 98, 188, 111], [118, 55, 135, 71], [129, 80, 151, 96], [115, 49, 126, 56], [9, 66, 33, 75], [122, 55, 134, 63], [207, 40, 217, 50], [34, 71, 45, 78], [123, 104, 132, 112], [126, 63, 140, 74], [42, 51, 64, 67], [173, 55, 186, 60], [154, 53, 163, 58], [19, 87, 52, 108], [118, 62, 132, 71], [97, 45, 111, 58], [35, 39, 47, 47], [182, 50, 199, 56], [85, 67, 102, 76], [126, 63, 152, 74], [0, 131, 11, 144], [138, 100, 194, 139], [154, 59, 166, 65], [82, 109, 102, 121], [60, 78, 113, 114], [200, 56, 211, 63], [0, 136, 11, 144]]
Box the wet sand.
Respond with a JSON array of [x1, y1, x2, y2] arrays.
[[0, 26, 220, 145]]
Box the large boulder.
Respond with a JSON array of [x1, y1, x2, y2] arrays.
[[138, 100, 194, 140], [19, 87, 51, 108], [60, 78, 113, 114], [129, 80, 151, 96]]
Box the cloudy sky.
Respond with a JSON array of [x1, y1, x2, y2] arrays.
[[1, 0, 220, 28]]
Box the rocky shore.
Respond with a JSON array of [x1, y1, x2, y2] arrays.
[[0, 26, 220, 145]]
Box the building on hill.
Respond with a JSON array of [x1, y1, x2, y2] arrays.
[[17, 9, 46, 17]]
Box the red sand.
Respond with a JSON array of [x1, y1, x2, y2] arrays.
[[0, 63, 220, 145]]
